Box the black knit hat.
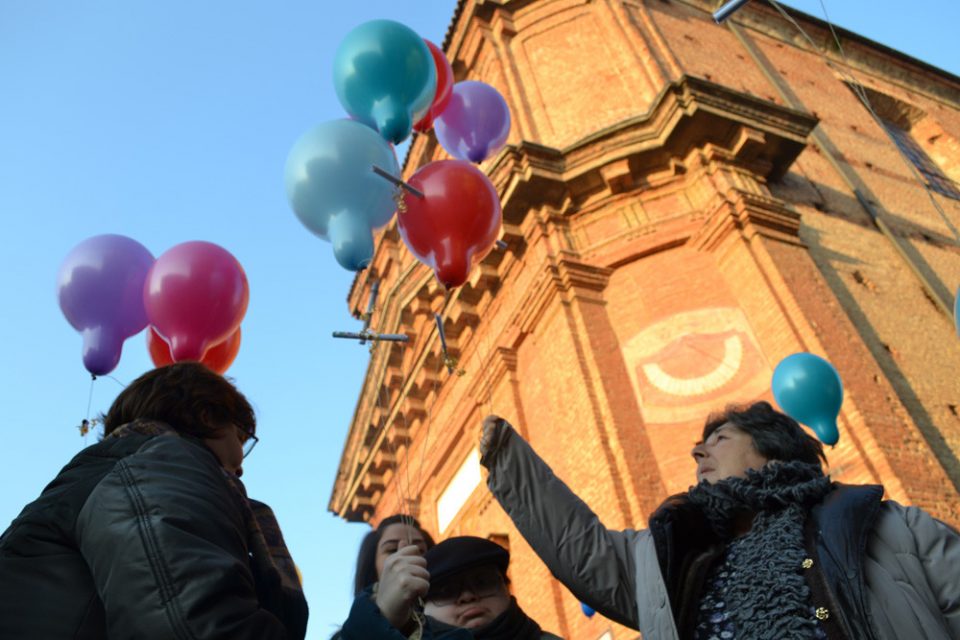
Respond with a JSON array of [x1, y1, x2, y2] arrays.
[[424, 536, 509, 588]]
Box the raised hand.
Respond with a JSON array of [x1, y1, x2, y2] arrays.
[[374, 544, 430, 629], [480, 415, 502, 457]]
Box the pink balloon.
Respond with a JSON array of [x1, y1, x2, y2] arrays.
[[144, 241, 249, 362]]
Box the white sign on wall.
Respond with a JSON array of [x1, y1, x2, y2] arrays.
[[437, 448, 481, 532]]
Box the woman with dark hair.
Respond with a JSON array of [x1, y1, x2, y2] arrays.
[[331, 514, 434, 639], [480, 401, 960, 640], [340, 535, 562, 639], [352, 514, 435, 597], [0, 362, 307, 639]]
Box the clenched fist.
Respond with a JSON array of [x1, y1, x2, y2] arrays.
[[374, 544, 430, 629], [480, 415, 503, 458]]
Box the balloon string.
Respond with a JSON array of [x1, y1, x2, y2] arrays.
[[481, 331, 494, 419], [85, 375, 96, 419], [377, 381, 412, 520], [411, 331, 445, 519], [79, 375, 97, 440], [105, 374, 127, 389], [393, 187, 407, 216]]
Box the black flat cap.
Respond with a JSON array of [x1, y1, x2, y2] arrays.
[[424, 536, 509, 587]]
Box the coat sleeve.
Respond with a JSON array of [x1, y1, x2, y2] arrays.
[[75, 436, 289, 640], [899, 503, 960, 635], [482, 420, 643, 629], [339, 588, 419, 640]]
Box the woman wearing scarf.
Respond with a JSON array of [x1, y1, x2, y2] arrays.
[[339, 535, 562, 639], [480, 401, 960, 640], [0, 362, 307, 639]]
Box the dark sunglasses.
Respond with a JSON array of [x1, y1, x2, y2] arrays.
[[427, 567, 505, 607]]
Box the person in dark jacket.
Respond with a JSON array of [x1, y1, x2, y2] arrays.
[[352, 514, 435, 597], [480, 401, 960, 640], [339, 535, 563, 639], [331, 514, 434, 639], [0, 362, 307, 640]]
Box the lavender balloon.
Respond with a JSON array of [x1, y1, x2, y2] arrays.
[[57, 234, 155, 375], [434, 81, 511, 164]]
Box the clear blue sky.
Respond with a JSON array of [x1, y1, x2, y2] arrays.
[[0, 2, 956, 638]]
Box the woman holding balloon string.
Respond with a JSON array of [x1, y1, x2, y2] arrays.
[[331, 514, 435, 639], [480, 400, 960, 640], [338, 534, 563, 639]]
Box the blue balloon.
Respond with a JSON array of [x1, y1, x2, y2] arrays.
[[954, 285, 960, 336], [580, 602, 596, 618], [333, 19, 437, 144], [772, 353, 843, 445], [328, 212, 374, 271], [284, 119, 400, 271]]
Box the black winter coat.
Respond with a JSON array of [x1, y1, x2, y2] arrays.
[[0, 430, 306, 639]]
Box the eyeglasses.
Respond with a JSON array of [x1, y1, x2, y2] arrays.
[[238, 426, 259, 458], [426, 567, 505, 606]]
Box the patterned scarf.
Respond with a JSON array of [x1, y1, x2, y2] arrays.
[[685, 461, 833, 639], [109, 420, 305, 634]]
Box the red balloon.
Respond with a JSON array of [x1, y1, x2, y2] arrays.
[[147, 326, 242, 375], [144, 241, 249, 361], [398, 160, 502, 288], [413, 40, 455, 133]]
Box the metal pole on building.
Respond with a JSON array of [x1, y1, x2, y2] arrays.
[[333, 279, 410, 344], [713, 0, 750, 23]]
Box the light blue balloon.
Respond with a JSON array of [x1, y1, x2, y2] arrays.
[[328, 212, 374, 271], [284, 119, 400, 270], [772, 352, 843, 446], [954, 285, 960, 336], [333, 19, 437, 144]]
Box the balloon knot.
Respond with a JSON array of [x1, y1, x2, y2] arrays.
[[393, 187, 408, 214], [443, 354, 466, 376], [78, 417, 101, 437]]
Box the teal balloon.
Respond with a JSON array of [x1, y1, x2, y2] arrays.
[[284, 119, 400, 271], [328, 212, 374, 271], [333, 19, 437, 144], [954, 285, 960, 336], [772, 352, 843, 446]]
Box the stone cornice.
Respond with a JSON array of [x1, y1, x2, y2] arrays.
[[485, 75, 817, 223], [691, 188, 803, 254]]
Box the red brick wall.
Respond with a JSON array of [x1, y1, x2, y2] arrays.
[[336, 1, 960, 638]]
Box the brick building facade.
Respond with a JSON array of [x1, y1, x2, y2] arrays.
[[329, 1, 960, 637]]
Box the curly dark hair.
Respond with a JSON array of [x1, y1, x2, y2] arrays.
[[702, 401, 826, 468], [353, 514, 435, 596], [102, 362, 256, 440]]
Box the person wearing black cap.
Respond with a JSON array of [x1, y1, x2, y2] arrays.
[[423, 536, 561, 639], [338, 535, 562, 639]]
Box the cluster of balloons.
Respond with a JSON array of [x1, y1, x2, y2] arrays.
[[285, 19, 509, 288], [57, 235, 248, 376], [772, 352, 844, 446]]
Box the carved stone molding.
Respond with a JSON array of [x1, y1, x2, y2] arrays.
[[691, 189, 803, 253]]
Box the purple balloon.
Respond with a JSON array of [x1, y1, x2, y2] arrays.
[[57, 234, 154, 375], [434, 81, 511, 164]]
